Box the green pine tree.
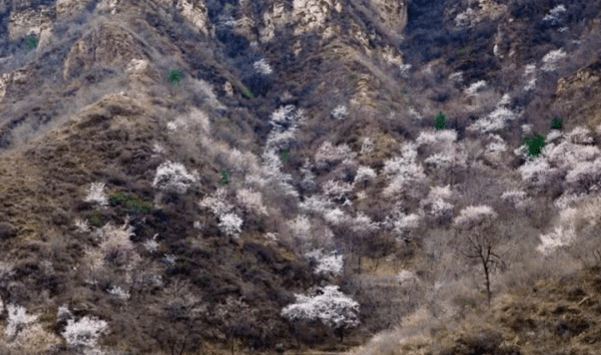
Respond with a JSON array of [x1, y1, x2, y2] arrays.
[[434, 112, 448, 130]]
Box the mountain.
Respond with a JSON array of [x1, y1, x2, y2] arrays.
[[1, 0, 601, 354]]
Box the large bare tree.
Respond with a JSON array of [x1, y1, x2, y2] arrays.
[[453, 205, 507, 306]]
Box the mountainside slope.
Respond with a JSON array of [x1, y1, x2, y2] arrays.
[[2, 0, 601, 354]]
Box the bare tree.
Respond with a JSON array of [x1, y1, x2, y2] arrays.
[[453, 205, 507, 307], [149, 279, 205, 355]]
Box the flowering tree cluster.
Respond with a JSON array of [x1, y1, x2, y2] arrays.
[[251, 105, 305, 198], [281, 285, 360, 342], [537, 207, 580, 256], [152, 160, 199, 194], [62, 315, 109, 353], [236, 188, 269, 216], [467, 106, 517, 133], [500, 189, 531, 210], [315, 141, 356, 168], [354, 165, 377, 189], [304, 249, 344, 277], [322, 180, 354, 202], [518, 126, 601, 194], [382, 143, 428, 199], [419, 185, 454, 224], [416, 129, 458, 154]]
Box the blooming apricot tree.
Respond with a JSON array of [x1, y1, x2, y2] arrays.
[[281, 285, 360, 342]]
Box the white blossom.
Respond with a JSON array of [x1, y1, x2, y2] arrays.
[[5, 304, 39, 338], [354, 165, 377, 186], [497, 94, 512, 107], [392, 213, 421, 235], [487, 134, 507, 152], [75, 218, 90, 233], [84, 182, 108, 206], [152, 161, 199, 194], [322, 180, 354, 200], [455, 8, 475, 27], [218, 213, 243, 236], [464, 80, 486, 96], [331, 105, 349, 120], [61, 316, 108, 349], [537, 226, 575, 255], [564, 158, 601, 193], [315, 141, 355, 166], [299, 195, 334, 214], [167, 121, 178, 131], [288, 215, 312, 240], [467, 107, 517, 133], [360, 137, 375, 154], [518, 156, 560, 189], [163, 254, 176, 265], [323, 208, 350, 225], [304, 249, 344, 276], [547, 130, 563, 143], [351, 212, 380, 234], [543, 141, 600, 171], [449, 72, 463, 83], [553, 192, 587, 210], [543, 5, 566, 24], [57, 305, 72, 321], [399, 64, 412, 78], [397, 269, 416, 283], [453, 205, 497, 230], [501, 189, 529, 206], [420, 185, 454, 221], [107, 285, 131, 300], [281, 285, 360, 331], [199, 188, 233, 216], [541, 49, 567, 72], [382, 143, 427, 198], [524, 78, 537, 91], [524, 64, 536, 77], [270, 105, 300, 132], [567, 126, 594, 145], [143, 234, 159, 253], [236, 188, 268, 215], [253, 59, 273, 75], [152, 142, 166, 155], [415, 129, 458, 152]]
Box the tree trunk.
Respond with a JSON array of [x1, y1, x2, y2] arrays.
[[484, 262, 491, 307]]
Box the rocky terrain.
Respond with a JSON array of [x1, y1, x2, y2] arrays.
[[1, 0, 601, 354]]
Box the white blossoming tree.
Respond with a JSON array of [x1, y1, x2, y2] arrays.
[[304, 249, 344, 277], [61, 316, 108, 353], [84, 182, 108, 206], [152, 160, 199, 194], [281, 285, 360, 342], [218, 213, 243, 238]]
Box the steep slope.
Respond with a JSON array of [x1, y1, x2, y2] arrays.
[[2, 0, 601, 354]]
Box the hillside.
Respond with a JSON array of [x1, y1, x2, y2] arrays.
[[1, 0, 601, 354]]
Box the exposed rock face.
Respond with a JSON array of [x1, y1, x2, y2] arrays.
[[176, 0, 211, 35], [8, 6, 53, 41], [63, 23, 145, 80], [371, 0, 408, 34]]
